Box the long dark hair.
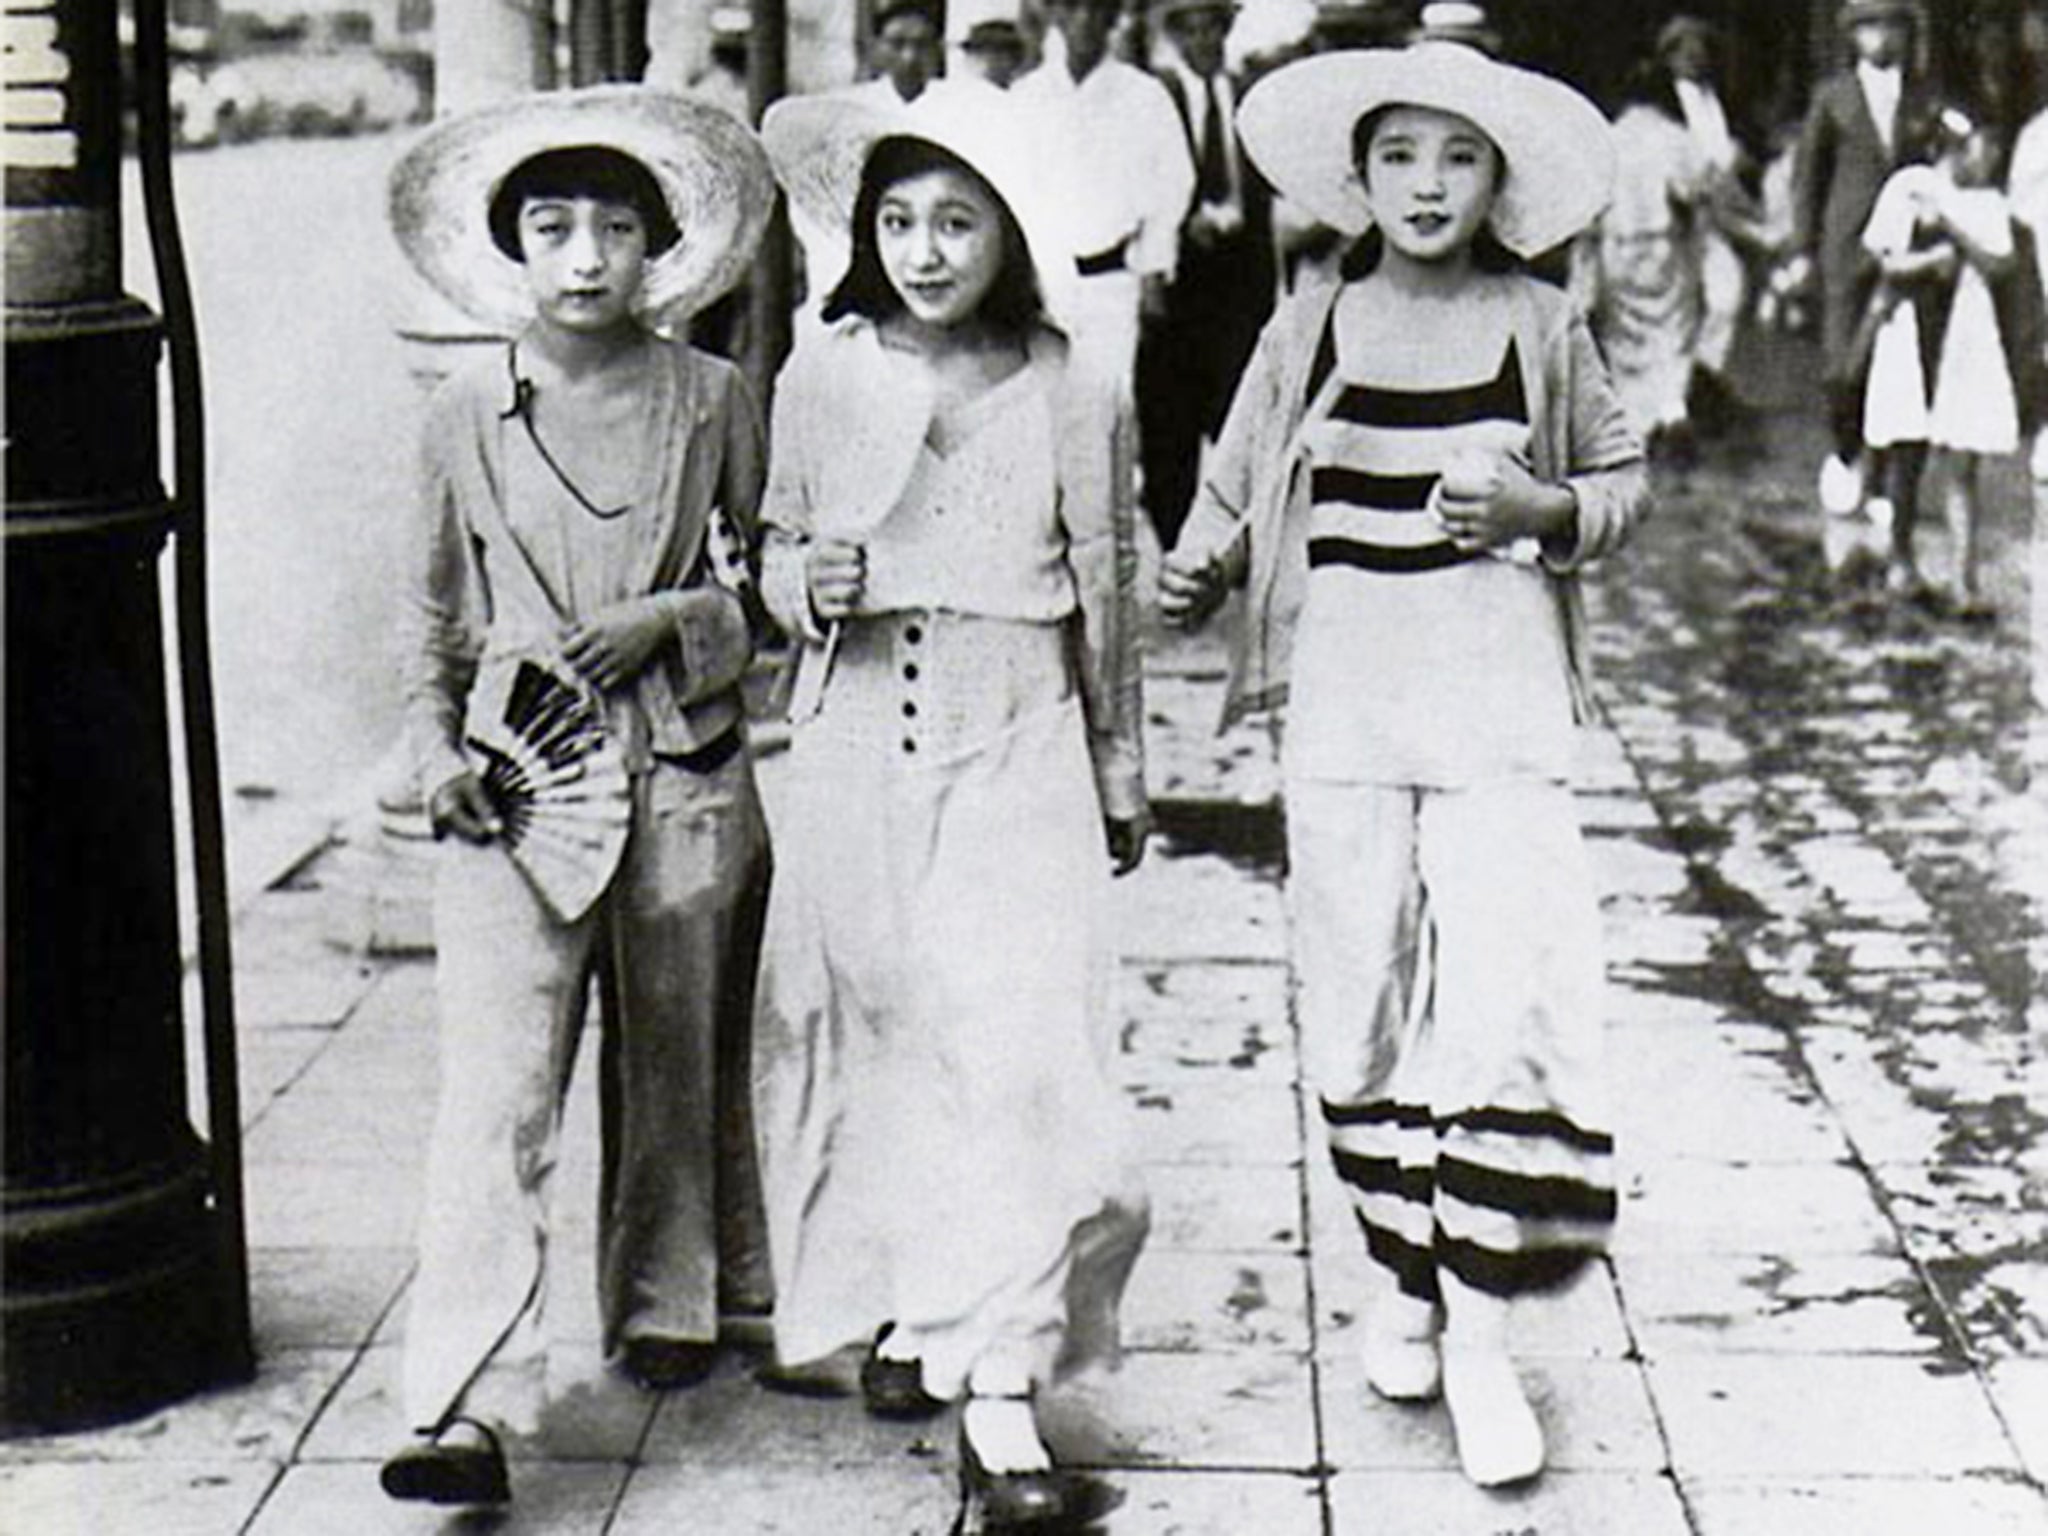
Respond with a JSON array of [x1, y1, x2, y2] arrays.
[[487, 145, 681, 260], [821, 135, 1045, 332], [1346, 107, 1521, 275]]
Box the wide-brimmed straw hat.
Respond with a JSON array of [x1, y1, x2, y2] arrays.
[[761, 87, 1074, 302], [389, 85, 774, 334], [1840, 0, 1916, 24], [1236, 42, 1613, 257], [1407, 1, 1499, 52]]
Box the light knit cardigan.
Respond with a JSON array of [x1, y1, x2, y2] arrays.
[[758, 316, 1147, 822], [1173, 258, 1651, 731]]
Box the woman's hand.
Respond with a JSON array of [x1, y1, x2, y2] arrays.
[[1159, 549, 1227, 630], [1430, 449, 1574, 551], [1106, 815, 1149, 876], [563, 599, 670, 691], [806, 539, 867, 624], [430, 771, 503, 845]]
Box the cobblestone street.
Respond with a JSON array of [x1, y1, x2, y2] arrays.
[[2, 337, 2043, 1531]]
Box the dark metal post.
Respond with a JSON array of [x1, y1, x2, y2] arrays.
[[746, 0, 792, 409], [3, 0, 248, 1431]]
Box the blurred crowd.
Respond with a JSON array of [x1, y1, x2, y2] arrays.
[[653, 0, 2048, 615]]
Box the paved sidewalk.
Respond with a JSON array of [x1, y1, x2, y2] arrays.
[[3, 413, 2044, 1533]]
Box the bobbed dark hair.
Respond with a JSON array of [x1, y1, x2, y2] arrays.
[[821, 135, 1046, 333], [1347, 106, 1520, 274], [487, 145, 681, 261]]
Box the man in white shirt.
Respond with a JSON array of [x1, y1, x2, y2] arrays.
[[1137, 0, 1273, 547], [1015, 0, 1195, 401], [852, 0, 947, 105]]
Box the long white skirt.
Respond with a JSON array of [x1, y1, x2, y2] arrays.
[[753, 614, 1147, 1397]]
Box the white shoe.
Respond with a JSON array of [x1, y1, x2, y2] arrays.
[[1818, 454, 1863, 517], [1360, 1294, 1443, 1402], [1441, 1348, 1545, 1488], [1863, 496, 1896, 536], [1362, 1327, 1441, 1402]]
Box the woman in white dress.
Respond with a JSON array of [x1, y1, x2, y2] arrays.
[[752, 87, 1152, 1529]]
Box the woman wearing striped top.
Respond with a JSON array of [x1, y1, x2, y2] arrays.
[[1161, 45, 1647, 1489]]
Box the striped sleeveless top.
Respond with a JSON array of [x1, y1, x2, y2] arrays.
[[1284, 293, 1578, 788]]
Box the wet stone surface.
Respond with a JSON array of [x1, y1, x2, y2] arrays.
[[1585, 421, 2043, 1373]]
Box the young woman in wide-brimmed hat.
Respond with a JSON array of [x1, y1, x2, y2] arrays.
[[1162, 41, 1648, 1488], [381, 85, 775, 1506], [752, 86, 1151, 1530]]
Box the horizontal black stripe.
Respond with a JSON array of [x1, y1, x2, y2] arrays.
[[666, 727, 743, 775], [1437, 1230, 1603, 1299], [1308, 537, 1481, 573], [1331, 1148, 1434, 1203], [1443, 1106, 1615, 1156], [1075, 243, 1128, 277], [1321, 1098, 1431, 1129], [1309, 466, 1438, 510], [1358, 1213, 1441, 1302], [1329, 368, 1526, 429], [1439, 1156, 1618, 1224]]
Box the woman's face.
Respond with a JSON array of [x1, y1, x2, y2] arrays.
[[517, 195, 650, 333], [875, 166, 1007, 329], [1850, 17, 1909, 68], [1954, 131, 2000, 188], [1357, 105, 1501, 267]]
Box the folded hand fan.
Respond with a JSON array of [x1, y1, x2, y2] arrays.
[[464, 658, 630, 922]]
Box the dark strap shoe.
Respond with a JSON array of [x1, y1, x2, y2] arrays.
[[958, 1412, 1069, 1529], [379, 1417, 510, 1506], [860, 1348, 947, 1420]]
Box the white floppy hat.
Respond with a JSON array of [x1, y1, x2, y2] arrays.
[[761, 87, 1075, 303], [388, 85, 774, 334], [1236, 42, 1614, 257]]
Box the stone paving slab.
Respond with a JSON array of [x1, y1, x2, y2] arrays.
[[1617, 1250, 1958, 1358], [243, 1084, 436, 1169], [301, 1342, 661, 1464], [250, 1459, 626, 1535], [247, 1246, 411, 1352], [1646, 1355, 2015, 1477], [1142, 1160, 1304, 1255], [1124, 1078, 1301, 1167], [244, 1161, 423, 1249], [1617, 1159, 1899, 1257], [1320, 1354, 1666, 1474], [1040, 1353, 1317, 1472], [1328, 1469, 1692, 1535], [1114, 1010, 1298, 1092], [1078, 1468, 1324, 1534], [1679, 1474, 2048, 1536], [610, 1460, 957, 1536], [1608, 1025, 1852, 1167], [1118, 957, 1291, 1024], [1120, 1251, 1311, 1355], [0, 1459, 281, 1536], [1114, 856, 1289, 964], [0, 1349, 355, 1467], [643, 1365, 937, 1467], [1986, 1359, 2048, 1485]]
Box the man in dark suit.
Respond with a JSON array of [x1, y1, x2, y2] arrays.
[[1135, 0, 1276, 551], [1789, 0, 1934, 522]]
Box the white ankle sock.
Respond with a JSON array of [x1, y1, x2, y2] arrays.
[[962, 1397, 1051, 1474]]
